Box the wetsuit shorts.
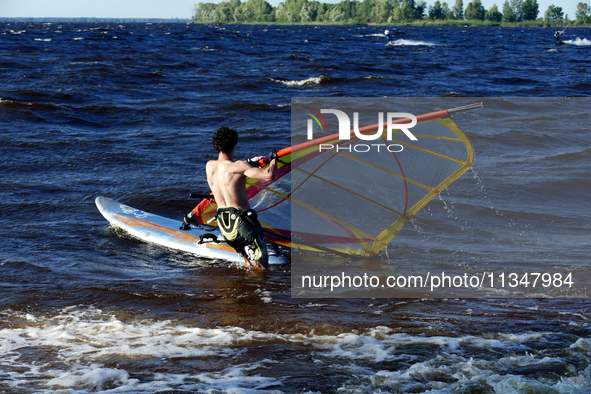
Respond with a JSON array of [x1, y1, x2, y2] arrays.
[[216, 207, 267, 262]]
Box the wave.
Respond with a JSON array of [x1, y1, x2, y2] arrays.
[[564, 37, 591, 46], [270, 76, 326, 87], [546, 147, 591, 162], [389, 39, 436, 46], [2, 306, 591, 393], [354, 33, 385, 37], [269, 75, 377, 87]]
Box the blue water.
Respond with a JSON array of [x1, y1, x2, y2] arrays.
[[1, 22, 591, 393]]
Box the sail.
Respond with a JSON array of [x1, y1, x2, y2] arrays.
[[194, 103, 480, 256]]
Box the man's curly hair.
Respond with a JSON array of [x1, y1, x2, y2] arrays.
[[212, 126, 238, 154]]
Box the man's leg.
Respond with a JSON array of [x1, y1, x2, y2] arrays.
[[243, 255, 269, 271], [242, 233, 269, 270]]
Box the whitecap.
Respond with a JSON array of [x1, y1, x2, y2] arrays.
[[271, 76, 324, 87], [48, 367, 137, 392], [564, 37, 591, 46], [355, 33, 384, 37], [390, 39, 436, 46]]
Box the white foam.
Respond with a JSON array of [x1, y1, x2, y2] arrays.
[[390, 39, 436, 46], [256, 288, 273, 303], [2, 308, 591, 393], [48, 366, 137, 392], [341, 352, 591, 393], [0, 307, 284, 392], [271, 76, 324, 87], [564, 37, 591, 46]]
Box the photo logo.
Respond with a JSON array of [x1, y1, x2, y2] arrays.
[[306, 109, 418, 141]]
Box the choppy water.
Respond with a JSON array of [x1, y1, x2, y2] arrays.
[[1, 22, 591, 393]]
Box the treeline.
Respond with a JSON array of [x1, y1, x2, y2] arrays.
[[193, 0, 591, 25]]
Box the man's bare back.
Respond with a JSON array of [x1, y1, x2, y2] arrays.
[[206, 149, 276, 211]]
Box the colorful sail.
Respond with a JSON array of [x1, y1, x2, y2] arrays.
[[194, 103, 481, 256]]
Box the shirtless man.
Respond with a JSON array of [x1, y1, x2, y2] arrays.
[[184, 126, 277, 270]]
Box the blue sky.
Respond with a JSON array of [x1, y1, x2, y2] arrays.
[[0, 0, 580, 20]]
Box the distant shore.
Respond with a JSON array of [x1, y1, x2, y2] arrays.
[[0, 17, 585, 28], [190, 20, 587, 28]]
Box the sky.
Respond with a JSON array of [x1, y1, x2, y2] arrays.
[[0, 0, 580, 20]]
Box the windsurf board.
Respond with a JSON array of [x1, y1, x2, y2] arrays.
[[95, 196, 289, 266]]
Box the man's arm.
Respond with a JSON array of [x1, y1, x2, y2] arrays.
[[241, 159, 277, 181]]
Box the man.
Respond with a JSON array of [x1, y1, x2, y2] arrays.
[[554, 30, 563, 43], [184, 126, 278, 270], [384, 28, 393, 42]]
